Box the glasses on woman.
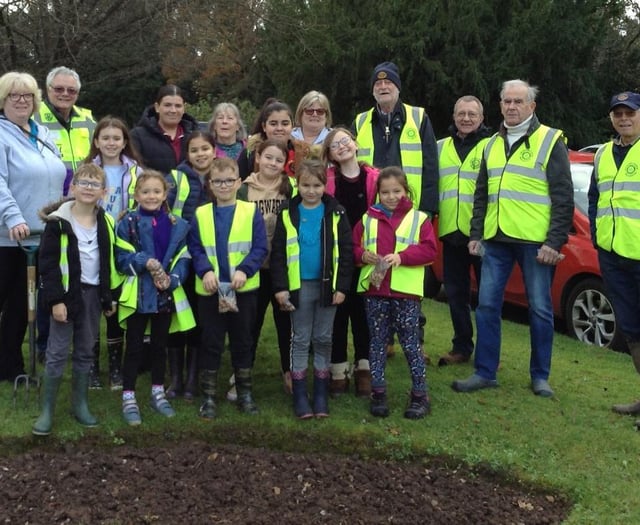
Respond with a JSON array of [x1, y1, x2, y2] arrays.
[[303, 108, 326, 116], [329, 136, 352, 150], [50, 86, 79, 96], [74, 179, 104, 190], [8, 93, 34, 102], [209, 178, 239, 188]]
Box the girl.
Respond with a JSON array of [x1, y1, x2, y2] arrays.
[[115, 171, 194, 426], [271, 159, 353, 419], [353, 167, 437, 420], [187, 158, 268, 419], [322, 127, 379, 397], [84, 115, 143, 390], [237, 139, 294, 397], [164, 131, 215, 401]]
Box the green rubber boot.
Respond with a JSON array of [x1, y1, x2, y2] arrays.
[[32, 374, 63, 436], [71, 371, 98, 427]]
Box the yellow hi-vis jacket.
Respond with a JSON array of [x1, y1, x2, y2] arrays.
[[594, 141, 640, 259], [483, 125, 562, 242], [437, 136, 490, 237], [355, 104, 424, 207], [168, 169, 193, 218], [193, 201, 261, 294]]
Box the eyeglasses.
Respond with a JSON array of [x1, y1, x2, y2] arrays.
[[611, 109, 638, 119], [209, 178, 239, 187], [74, 179, 104, 190], [304, 108, 326, 116], [329, 136, 352, 150], [50, 86, 79, 96], [7, 93, 34, 102]]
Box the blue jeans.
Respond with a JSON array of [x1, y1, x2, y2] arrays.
[[598, 248, 640, 342], [474, 241, 554, 381]]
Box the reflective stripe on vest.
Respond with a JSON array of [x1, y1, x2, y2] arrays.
[[168, 169, 192, 218], [359, 209, 427, 296], [35, 105, 95, 171], [281, 209, 340, 293], [355, 104, 424, 207], [483, 125, 562, 242], [59, 229, 69, 292], [437, 136, 489, 237], [594, 141, 640, 259], [104, 214, 125, 289], [194, 201, 260, 294]]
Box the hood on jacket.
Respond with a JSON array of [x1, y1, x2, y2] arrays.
[[39, 198, 75, 222]]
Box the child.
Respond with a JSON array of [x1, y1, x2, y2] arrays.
[[271, 159, 353, 419], [33, 164, 115, 436], [322, 127, 379, 397], [236, 139, 294, 398], [352, 166, 437, 419], [84, 115, 144, 390], [187, 157, 268, 419], [164, 131, 215, 401], [115, 170, 194, 426]]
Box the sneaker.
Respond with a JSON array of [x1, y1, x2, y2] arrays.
[[109, 370, 123, 391], [451, 373, 498, 393], [404, 395, 431, 419], [438, 351, 471, 367], [122, 400, 141, 426], [370, 391, 389, 418], [531, 378, 554, 398], [89, 368, 103, 390], [149, 391, 176, 417]]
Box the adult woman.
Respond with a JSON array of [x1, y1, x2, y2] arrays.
[[291, 91, 332, 146], [130, 85, 199, 174], [207, 102, 247, 161], [0, 71, 66, 382]]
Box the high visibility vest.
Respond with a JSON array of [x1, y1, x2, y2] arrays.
[[358, 209, 428, 296], [193, 201, 260, 294], [437, 136, 489, 237], [483, 125, 562, 242], [280, 208, 340, 292], [117, 241, 195, 333], [594, 141, 640, 259], [355, 104, 424, 207], [35, 104, 96, 171], [168, 169, 193, 218]]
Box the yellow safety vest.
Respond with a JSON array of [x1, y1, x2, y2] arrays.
[[355, 104, 424, 207], [117, 240, 195, 333], [35, 104, 96, 171], [437, 136, 489, 237], [358, 209, 428, 296], [594, 141, 640, 259], [280, 208, 340, 292], [168, 169, 194, 218], [193, 201, 260, 294], [483, 125, 562, 242]]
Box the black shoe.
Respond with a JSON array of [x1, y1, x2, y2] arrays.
[[370, 391, 389, 418], [404, 394, 431, 419]]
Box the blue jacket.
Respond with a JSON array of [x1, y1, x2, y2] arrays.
[[115, 209, 191, 314], [166, 161, 210, 222], [0, 115, 66, 246]]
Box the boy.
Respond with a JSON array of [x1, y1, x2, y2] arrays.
[[33, 164, 116, 435], [187, 158, 268, 419]]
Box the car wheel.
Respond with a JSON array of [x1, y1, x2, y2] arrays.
[[564, 277, 625, 351], [424, 267, 441, 299]]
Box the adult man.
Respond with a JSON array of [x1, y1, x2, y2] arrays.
[[436, 96, 491, 366], [452, 79, 573, 397], [588, 92, 640, 427], [354, 61, 439, 217]]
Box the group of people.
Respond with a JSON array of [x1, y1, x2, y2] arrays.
[[1, 60, 639, 433]]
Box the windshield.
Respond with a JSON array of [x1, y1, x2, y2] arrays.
[[570, 163, 593, 216]]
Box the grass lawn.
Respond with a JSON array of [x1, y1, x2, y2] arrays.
[[1, 297, 639, 524]]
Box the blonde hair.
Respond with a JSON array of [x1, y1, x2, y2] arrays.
[[294, 90, 332, 127], [0, 71, 42, 115]]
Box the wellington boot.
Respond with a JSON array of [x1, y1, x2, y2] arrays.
[[629, 341, 640, 374], [612, 399, 640, 416], [71, 371, 98, 427], [235, 368, 259, 415], [313, 369, 330, 418], [183, 346, 199, 401], [292, 371, 313, 419], [166, 347, 184, 399], [107, 341, 124, 391], [199, 369, 217, 419], [32, 374, 63, 436]]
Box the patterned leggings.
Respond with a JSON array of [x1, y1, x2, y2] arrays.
[[365, 296, 427, 394]]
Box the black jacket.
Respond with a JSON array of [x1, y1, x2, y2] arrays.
[[270, 194, 353, 308], [130, 105, 199, 173], [38, 199, 113, 320]]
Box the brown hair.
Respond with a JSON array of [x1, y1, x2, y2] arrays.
[[205, 158, 239, 201], [321, 126, 356, 165], [134, 169, 171, 213], [296, 159, 327, 185], [256, 139, 292, 198], [376, 166, 413, 201], [85, 115, 142, 165], [73, 164, 106, 186]]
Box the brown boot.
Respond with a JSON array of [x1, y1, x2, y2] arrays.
[[329, 362, 350, 395], [612, 400, 640, 415], [438, 351, 471, 367], [353, 359, 371, 398]]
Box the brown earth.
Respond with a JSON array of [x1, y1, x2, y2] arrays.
[[0, 440, 570, 524]]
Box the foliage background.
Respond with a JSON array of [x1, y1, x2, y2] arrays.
[[1, 0, 639, 146]]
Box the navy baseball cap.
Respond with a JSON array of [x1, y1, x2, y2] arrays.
[[609, 91, 640, 111]]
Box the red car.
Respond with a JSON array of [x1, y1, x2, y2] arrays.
[[426, 152, 626, 351]]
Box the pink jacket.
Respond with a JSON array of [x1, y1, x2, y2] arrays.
[[352, 197, 437, 299], [325, 164, 379, 208]]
